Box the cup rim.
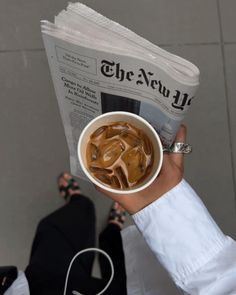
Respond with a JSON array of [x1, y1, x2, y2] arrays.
[[77, 111, 163, 194]]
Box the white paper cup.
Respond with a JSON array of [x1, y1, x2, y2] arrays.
[[78, 111, 163, 194]]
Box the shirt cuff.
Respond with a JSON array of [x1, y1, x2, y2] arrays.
[[132, 179, 227, 283]]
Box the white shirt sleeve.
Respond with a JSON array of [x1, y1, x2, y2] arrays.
[[4, 271, 30, 295], [132, 179, 236, 295]]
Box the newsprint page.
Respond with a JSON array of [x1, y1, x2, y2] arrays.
[[42, 35, 199, 179]]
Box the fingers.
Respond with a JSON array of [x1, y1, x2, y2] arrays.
[[94, 184, 117, 200], [95, 184, 105, 195], [170, 124, 187, 168], [176, 124, 186, 142]]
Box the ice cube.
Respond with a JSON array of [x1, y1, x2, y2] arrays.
[[98, 139, 125, 168], [137, 163, 153, 185], [120, 131, 142, 147], [106, 122, 129, 138], [88, 143, 99, 161], [91, 125, 107, 139], [122, 147, 146, 183], [115, 166, 129, 188], [94, 173, 112, 185], [111, 175, 121, 189], [139, 131, 153, 155], [89, 166, 112, 174]]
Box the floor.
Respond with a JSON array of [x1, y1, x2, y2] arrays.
[[1, 0, 236, 276]]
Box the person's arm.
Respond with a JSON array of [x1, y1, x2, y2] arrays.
[[133, 179, 236, 294], [97, 125, 236, 294]]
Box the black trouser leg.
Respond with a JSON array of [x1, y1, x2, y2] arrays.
[[25, 195, 99, 295], [99, 223, 127, 295]]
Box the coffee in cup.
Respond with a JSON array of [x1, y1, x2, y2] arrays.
[[86, 121, 154, 190], [78, 112, 163, 194]]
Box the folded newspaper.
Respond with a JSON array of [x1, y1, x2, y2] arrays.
[[41, 2, 200, 179]]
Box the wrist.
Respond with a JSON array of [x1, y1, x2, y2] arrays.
[[124, 177, 183, 215]]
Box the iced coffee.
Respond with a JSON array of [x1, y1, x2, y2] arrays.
[[86, 121, 154, 189]]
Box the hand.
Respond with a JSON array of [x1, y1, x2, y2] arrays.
[[96, 125, 186, 214]]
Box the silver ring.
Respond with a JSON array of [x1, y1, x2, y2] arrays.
[[163, 143, 192, 154]]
